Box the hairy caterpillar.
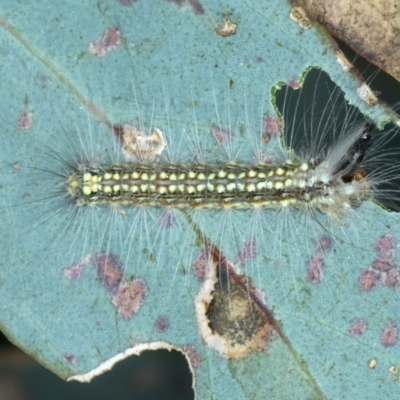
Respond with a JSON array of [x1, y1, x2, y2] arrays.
[[3, 67, 400, 289]]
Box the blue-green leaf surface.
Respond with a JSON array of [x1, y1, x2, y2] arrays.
[[0, 1, 400, 399]]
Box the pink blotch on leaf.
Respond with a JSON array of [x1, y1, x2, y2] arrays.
[[155, 316, 170, 332], [193, 249, 214, 282], [360, 269, 380, 292], [254, 289, 267, 306], [63, 255, 91, 280], [264, 115, 282, 138], [307, 253, 325, 283], [159, 210, 176, 230], [381, 321, 398, 347], [89, 26, 122, 57], [253, 151, 276, 164], [210, 124, 232, 146], [238, 238, 258, 264], [376, 234, 396, 263], [360, 233, 399, 291], [63, 264, 86, 280], [287, 76, 300, 89], [118, 0, 136, 5], [112, 279, 148, 320], [167, 0, 204, 14], [183, 345, 202, 369], [94, 253, 125, 291], [372, 260, 393, 271], [189, 0, 204, 14], [64, 354, 76, 364], [318, 234, 334, 252], [384, 268, 400, 288], [349, 319, 367, 338], [17, 110, 33, 130]]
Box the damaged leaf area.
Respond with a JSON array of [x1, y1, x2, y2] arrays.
[[195, 247, 275, 359]]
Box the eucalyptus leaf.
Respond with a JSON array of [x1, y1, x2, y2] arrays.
[[0, 1, 399, 399]]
